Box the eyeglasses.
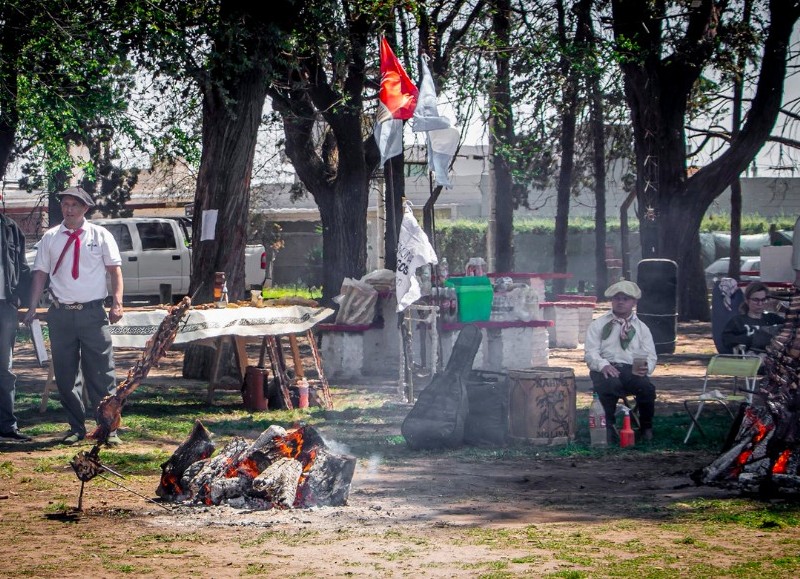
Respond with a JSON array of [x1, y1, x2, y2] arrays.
[[749, 297, 767, 304]]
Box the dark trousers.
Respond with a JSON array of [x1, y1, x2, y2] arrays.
[[48, 304, 116, 436], [589, 364, 656, 430], [0, 302, 20, 432]]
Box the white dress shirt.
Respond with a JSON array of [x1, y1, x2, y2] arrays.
[[584, 311, 658, 375], [33, 220, 122, 303]]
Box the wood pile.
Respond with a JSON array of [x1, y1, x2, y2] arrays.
[[156, 421, 355, 509], [697, 292, 800, 496]]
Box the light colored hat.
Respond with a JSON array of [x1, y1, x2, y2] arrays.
[[604, 280, 642, 300]]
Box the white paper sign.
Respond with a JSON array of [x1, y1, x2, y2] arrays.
[[200, 210, 218, 241], [30, 319, 48, 365]]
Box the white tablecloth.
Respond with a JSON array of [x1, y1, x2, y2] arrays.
[[109, 305, 335, 348]]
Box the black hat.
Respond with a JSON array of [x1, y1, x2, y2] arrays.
[[58, 186, 95, 207]]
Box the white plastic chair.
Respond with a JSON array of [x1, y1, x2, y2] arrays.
[[683, 354, 762, 444]]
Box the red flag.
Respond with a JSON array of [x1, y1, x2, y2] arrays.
[[379, 37, 418, 121]]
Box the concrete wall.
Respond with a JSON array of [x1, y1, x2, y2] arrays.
[[273, 226, 644, 290]]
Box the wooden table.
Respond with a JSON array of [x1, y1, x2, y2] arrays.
[[37, 305, 335, 409]]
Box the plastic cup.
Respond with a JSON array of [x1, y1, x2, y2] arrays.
[[633, 357, 648, 374]]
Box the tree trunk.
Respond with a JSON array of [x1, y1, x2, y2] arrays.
[[490, 0, 514, 274], [552, 0, 591, 296], [316, 173, 369, 305], [189, 71, 267, 304], [727, 0, 751, 282], [587, 45, 608, 297]]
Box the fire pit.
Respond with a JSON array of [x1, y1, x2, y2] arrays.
[[696, 292, 800, 496], [156, 421, 356, 509]]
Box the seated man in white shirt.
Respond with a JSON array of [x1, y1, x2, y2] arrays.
[[584, 280, 657, 443]]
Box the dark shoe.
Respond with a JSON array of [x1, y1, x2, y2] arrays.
[[62, 432, 85, 444], [641, 428, 653, 442], [0, 428, 32, 442]]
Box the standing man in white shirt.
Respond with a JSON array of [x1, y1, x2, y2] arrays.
[[24, 187, 124, 445], [584, 280, 657, 443]]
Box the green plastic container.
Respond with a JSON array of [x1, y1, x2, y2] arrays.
[[445, 276, 494, 323]]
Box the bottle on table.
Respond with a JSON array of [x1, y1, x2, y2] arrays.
[[419, 265, 432, 297], [438, 257, 449, 285], [213, 272, 226, 300]]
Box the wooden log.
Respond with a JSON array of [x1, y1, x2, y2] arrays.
[[188, 437, 249, 505], [296, 447, 357, 508], [251, 458, 303, 508], [156, 420, 216, 499]]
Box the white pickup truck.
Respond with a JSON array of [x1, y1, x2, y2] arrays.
[[29, 217, 266, 303]]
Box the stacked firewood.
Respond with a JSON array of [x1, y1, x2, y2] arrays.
[[698, 292, 800, 495], [156, 421, 356, 509]]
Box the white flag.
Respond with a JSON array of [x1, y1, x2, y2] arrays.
[[396, 202, 438, 312], [374, 116, 404, 166], [412, 58, 460, 188]]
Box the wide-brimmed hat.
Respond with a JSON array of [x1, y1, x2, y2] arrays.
[[57, 186, 95, 207], [604, 280, 642, 300]]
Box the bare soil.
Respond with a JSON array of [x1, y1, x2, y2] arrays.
[[0, 322, 793, 578]]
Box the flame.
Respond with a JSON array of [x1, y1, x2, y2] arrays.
[[273, 429, 304, 459], [224, 459, 238, 478], [237, 458, 260, 479], [772, 450, 792, 474], [202, 483, 212, 506], [753, 420, 770, 443], [160, 473, 182, 495], [731, 449, 753, 477]]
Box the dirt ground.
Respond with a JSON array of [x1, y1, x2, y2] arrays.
[[0, 322, 793, 578]]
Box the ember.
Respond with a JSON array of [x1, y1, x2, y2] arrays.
[[696, 292, 800, 496], [156, 422, 355, 509]]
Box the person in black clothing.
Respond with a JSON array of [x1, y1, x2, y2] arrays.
[[721, 282, 783, 355], [0, 213, 32, 441]]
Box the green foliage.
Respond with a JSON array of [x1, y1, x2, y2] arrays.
[[5, 0, 145, 215], [700, 213, 798, 234]]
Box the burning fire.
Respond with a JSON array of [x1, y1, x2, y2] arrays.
[[236, 458, 261, 479], [772, 450, 792, 475]]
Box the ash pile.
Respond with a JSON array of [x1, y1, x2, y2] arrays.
[[697, 292, 800, 496], [156, 421, 356, 509]]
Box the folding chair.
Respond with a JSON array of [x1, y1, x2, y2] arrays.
[[683, 354, 762, 444]]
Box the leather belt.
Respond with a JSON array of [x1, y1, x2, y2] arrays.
[[53, 299, 105, 311]]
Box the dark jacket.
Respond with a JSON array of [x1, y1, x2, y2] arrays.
[[721, 312, 784, 354], [0, 214, 31, 308]]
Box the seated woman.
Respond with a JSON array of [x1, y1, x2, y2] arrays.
[[721, 282, 784, 356]]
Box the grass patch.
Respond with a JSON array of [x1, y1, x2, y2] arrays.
[[0, 461, 14, 479], [676, 498, 800, 529]]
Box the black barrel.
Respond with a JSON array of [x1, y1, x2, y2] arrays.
[[636, 259, 678, 354]]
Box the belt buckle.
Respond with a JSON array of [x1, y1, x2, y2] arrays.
[[66, 303, 83, 310]]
